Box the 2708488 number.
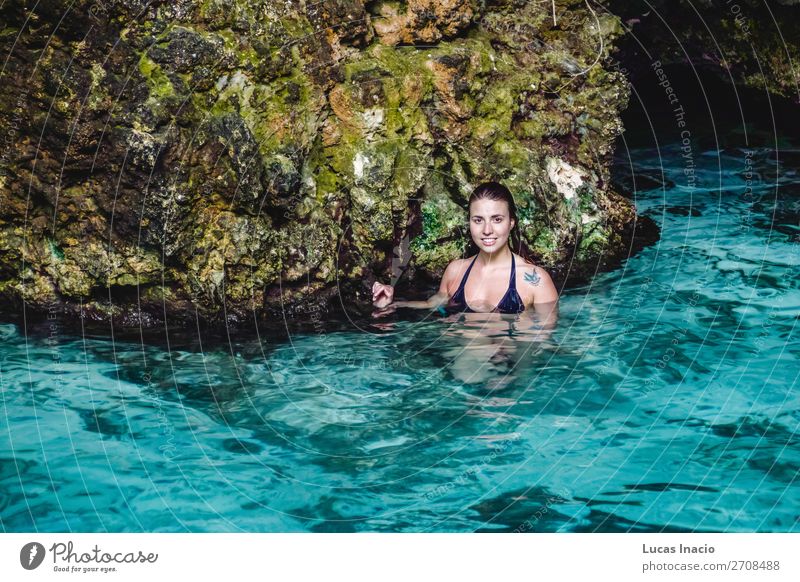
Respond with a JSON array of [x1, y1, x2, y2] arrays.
[[730, 561, 780, 570]]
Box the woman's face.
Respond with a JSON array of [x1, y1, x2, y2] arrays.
[[469, 198, 515, 254]]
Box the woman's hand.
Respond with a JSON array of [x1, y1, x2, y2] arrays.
[[372, 282, 394, 309]]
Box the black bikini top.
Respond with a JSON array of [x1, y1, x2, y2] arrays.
[[447, 254, 525, 314]]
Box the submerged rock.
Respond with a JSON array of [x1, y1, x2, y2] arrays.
[[0, 0, 647, 327]]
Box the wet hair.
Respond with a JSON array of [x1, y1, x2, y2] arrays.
[[467, 181, 534, 264]]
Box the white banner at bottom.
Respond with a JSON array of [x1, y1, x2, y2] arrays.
[[1, 533, 797, 581]]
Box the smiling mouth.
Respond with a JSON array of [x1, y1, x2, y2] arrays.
[[481, 238, 497, 245]]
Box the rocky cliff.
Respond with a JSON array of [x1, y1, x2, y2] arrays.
[[0, 0, 641, 327]]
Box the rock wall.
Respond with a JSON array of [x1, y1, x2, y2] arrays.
[[0, 0, 639, 326]]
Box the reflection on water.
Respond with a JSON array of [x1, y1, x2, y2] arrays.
[[1, 142, 799, 532]]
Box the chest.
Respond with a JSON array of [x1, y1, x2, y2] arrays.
[[453, 267, 534, 310], [460, 268, 514, 309]]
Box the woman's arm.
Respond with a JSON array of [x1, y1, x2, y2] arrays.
[[392, 293, 449, 310], [519, 264, 559, 305], [517, 264, 559, 332], [392, 267, 454, 308], [372, 260, 461, 314]]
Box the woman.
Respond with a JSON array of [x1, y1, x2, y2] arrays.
[[372, 182, 559, 316]]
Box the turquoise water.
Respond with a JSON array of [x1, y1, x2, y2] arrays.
[[1, 142, 799, 532]]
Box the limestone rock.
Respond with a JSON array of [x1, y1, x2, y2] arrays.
[[0, 0, 648, 327]]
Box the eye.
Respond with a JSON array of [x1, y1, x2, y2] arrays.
[[472, 217, 482, 223], [493, 217, 503, 223]]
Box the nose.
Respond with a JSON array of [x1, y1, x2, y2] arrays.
[[482, 222, 494, 235]]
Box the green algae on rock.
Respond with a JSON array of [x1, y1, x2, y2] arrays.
[[0, 0, 647, 326]]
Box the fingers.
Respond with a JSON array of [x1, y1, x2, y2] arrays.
[[371, 282, 393, 301]]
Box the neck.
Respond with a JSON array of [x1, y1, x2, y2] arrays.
[[477, 244, 512, 266]]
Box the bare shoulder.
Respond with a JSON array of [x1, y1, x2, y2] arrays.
[[443, 257, 471, 282], [515, 256, 559, 303], [515, 256, 547, 284], [439, 259, 464, 297]]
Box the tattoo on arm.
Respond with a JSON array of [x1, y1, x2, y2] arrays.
[[524, 270, 541, 286]]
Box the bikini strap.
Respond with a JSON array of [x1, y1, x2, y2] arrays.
[[455, 255, 479, 293], [508, 254, 517, 290]]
